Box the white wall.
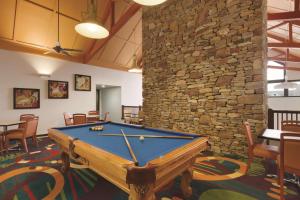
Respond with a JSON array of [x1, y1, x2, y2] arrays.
[[100, 87, 122, 122], [0, 49, 142, 134], [268, 97, 300, 111]]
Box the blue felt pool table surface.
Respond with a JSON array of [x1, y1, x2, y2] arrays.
[[54, 122, 201, 166]]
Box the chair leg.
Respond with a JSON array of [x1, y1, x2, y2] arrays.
[[22, 139, 28, 153], [247, 154, 253, 173], [33, 136, 38, 147], [280, 168, 285, 200], [0, 139, 3, 156], [5, 137, 10, 153]]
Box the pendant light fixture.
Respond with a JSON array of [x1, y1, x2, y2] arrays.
[[132, 0, 167, 6], [75, 0, 109, 39], [128, 54, 142, 73], [274, 75, 298, 90], [274, 49, 298, 90]]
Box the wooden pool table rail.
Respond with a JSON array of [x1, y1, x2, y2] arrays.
[[48, 126, 208, 200]]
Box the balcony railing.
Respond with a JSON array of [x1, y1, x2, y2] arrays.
[[268, 108, 300, 129]]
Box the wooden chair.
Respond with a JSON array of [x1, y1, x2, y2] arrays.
[[63, 113, 73, 126], [281, 120, 300, 132], [0, 133, 3, 155], [278, 133, 300, 200], [88, 111, 99, 115], [87, 111, 100, 123], [102, 112, 109, 122], [244, 122, 279, 173], [5, 117, 39, 153], [19, 114, 35, 129], [73, 114, 87, 125], [124, 113, 132, 124]]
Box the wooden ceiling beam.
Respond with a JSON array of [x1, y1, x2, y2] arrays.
[[267, 22, 288, 31], [84, 3, 141, 63], [0, 37, 84, 62], [267, 33, 288, 42], [268, 66, 300, 72], [295, 0, 300, 12], [268, 11, 300, 21], [268, 48, 300, 62], [268, 42, 300, 48], [268, 57, 300, 62]]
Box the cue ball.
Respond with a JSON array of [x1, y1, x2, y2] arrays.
[[139, 136, 144, 141]]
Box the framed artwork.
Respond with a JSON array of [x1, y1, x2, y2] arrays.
[[13, 88, 40, 109], [75, 74, 91, 91], [48, 80, 69, 99]]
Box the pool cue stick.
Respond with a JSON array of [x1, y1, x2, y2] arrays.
[[99, 134, 194, 140], [120, 129, 139, 166]]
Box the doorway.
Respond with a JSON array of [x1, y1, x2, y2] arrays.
[[96, 85, 122, 122]]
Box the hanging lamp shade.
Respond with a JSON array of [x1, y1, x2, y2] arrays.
[[75, 0, 109, 39], [132, 0, 167, 6], [274, 75, 298, 90], [128, 54, 142, 73]]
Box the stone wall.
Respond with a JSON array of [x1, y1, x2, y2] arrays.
[[142, 0, 267, 156]]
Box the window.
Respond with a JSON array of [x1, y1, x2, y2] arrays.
[[267, 68, 284, 81], [268, 83, 284, 97], [287, 81, 300, 96]]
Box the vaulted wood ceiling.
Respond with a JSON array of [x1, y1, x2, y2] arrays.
[[1, 0, 300, 71], [0, 0, 142, 71]]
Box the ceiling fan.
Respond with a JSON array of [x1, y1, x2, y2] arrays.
[[44, 0, 82, 56]]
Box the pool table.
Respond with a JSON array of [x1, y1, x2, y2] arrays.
[[48, 122, 208, 200]]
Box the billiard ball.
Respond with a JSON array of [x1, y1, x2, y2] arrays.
[[139, 136, 144, 141]]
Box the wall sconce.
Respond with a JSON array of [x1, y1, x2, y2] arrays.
[[39, 74, 51, 80]]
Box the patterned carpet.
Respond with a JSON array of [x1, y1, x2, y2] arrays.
[[0, 137, 299, 200]]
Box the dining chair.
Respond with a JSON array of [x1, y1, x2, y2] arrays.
[[73, 114, 87, 125], [102, 112, 110, 122], [281, 120, 300, 132], [0, 133, 3, 155], [87, 111, 100, 123], [278, 133, 300, 200], [88, 111, 99, 115], [244, 122, 279, 173], [19, 114, 35, 129], [64, 113, 73, 126], [5, 117, 39, 153]]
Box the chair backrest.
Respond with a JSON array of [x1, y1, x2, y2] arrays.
[[73, 114, 87, 125], [281, 120, 300, 132], [88, 110, 99, 115], [19, 114, 35, 129], [64, 113, 73, 126], [103, 112, 109, 122], [244, 122, 254, 148], [280, 133, 300, 176], [24, 117, 39, 138]]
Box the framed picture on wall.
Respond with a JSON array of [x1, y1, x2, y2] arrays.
[[48, 80, 69, 99], [13, 88, 40, 109], [74, 74, 91, 91]]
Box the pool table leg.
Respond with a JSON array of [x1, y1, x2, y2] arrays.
[[61, 152, 70, 173], [129, 183, 155, 200], [180, 168, 193, 198]]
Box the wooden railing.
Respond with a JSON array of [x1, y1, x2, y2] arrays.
[[268, 108, 300, 129], [121, 105, 142, 120]]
